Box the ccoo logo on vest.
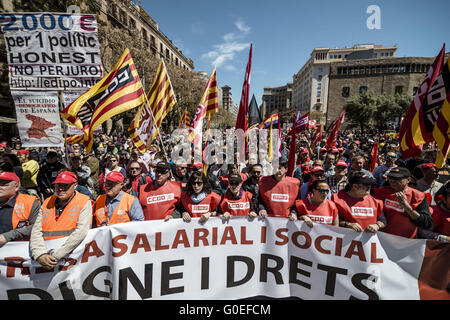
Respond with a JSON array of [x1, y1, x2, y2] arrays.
[[271, 194, 289, 202], [146, 193, 174, 205]]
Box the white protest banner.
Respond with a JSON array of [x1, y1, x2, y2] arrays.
[[0, 12, 103, 90], [0, 217, 448, 300], [11, 91, 64, 147]]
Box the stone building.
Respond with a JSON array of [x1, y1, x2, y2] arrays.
[[292, 44, 398, 124], [326, 56, 438, 124], [260, 82, 293, 119]]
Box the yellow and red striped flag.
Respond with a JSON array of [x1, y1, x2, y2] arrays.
[[432, 59, 450, 168], [178, 108, 190, 129], [61, 48, 145, 153], [129, 58, 177, 153], [189, 67, 218, 144]]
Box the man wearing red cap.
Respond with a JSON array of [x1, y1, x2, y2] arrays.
[[30, 171, 93, 270], [93, 171, 144, 226], [0, 171, 40, 245], [416, 163, 442, 206], [16, 149, 40, 197], [327, 160, 349, 194]]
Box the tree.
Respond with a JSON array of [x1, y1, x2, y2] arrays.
[[344, 91, 378, 133]]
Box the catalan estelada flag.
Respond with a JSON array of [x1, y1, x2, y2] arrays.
[[61, 48, 145, 152], [398, 44, 446, 155], [432, 59, 450, 168], [128, 58, 176, 153]]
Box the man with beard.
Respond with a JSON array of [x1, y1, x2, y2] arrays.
[[37, 151, 66, 200]]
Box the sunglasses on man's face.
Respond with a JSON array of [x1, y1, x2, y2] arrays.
[[155, 169, 169, 175], [315, 188, 330, 194]]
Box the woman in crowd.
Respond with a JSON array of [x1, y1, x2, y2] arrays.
[[218, 174, 257, 219], [175, 171, 221, 223], [294, 179, 339, 227]]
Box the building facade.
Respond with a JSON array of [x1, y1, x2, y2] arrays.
[[326, 56, 437, 124], [260, 82, 293, 119], [95, 0, 194, 71], [292, 44, 398, 123], [221, 85, 238, 116]]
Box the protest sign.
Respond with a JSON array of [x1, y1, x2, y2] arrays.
[[0, 217, 448, 300]]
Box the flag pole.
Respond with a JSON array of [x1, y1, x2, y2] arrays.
[[57, 90, 70, 169]]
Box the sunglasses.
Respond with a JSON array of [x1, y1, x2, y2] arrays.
[[229, 182, 240, 187], [155, 169, 169, 175], [385, 155, 396, 159], [316, 189, 330, 194], [192, 181, 203, 186], [130, 167, 141, 171]]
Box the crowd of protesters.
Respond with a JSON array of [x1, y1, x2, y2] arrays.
[[1, 125, 450, 269]]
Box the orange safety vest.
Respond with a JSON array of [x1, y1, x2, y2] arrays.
[[41, 192, 91, 240], [12, 193, 38, 229], [93, 192, 135, 226]]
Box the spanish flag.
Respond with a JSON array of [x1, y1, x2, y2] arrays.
[[398, 44, 445, 155], [259, 113, 279, 130], [61, 48, 145, 152], [128, 58, 177, 153]]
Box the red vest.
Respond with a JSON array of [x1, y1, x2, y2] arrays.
[[295, 198, 338, 225], [139, 180, 181, 220], [332, 191, 383, 230], [180, 192, 222, 217], [258, 176, 300, 218], [220, 190, 253, 216], [93, 192, 135, 226], [430, 205, 450, 236], [374, 186, 426, 238]]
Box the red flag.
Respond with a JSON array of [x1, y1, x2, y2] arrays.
[[235, 44, 252, 132], [287, 114, 297, 176], [370, 140, 379, 172], [297, 112, 310, 132], [326, 111, 346, 148], [311, 124, 322, 150]]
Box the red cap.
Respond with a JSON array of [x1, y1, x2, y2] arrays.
[[320, 148, 327, 152], [310, 166, 324, 173], [53, 171, 77, 184], [335, 160, 348, 168], [421, 163, 436, 170], [330, 147, 339, 153], [0, 171, 20, 183], [105, 171, 124, 183], [338, 148, 344, 152], [17, 149, 30, 155], [300, 148, 309, 154], [0, 143, 6, 148], [192, 162, 204, 169]]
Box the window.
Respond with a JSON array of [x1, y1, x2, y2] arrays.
[[395, 86, 403, 94], [317, 83, 321, 89], [359, 86, 368, 94], [342, 87, 350, 97], [373, 53, 377, 58], [318, 67, 323, 73], [390, 52, 394, 56], [413, 87, 419, 95], [380, 52, 384, 57], [160, 43, 163, 53], [129, 18, 136, 29], [318, 75, 323, 81]]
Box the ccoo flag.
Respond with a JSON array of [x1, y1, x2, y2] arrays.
[[128, 58, 177, 153], [61, 48, 145, 152]]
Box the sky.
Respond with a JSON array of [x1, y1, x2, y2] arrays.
[[141, 0, 450, 107]]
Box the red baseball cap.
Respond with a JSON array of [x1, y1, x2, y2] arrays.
[[421, 163, 436, 170], [105, 171, 124, 183], [335, 160, 348, 168], [0, 171, 20, 183], [53, 171, 78, 184], [310, 166, 325, 173], [0, 143, 6, 148], [300, 148, 309, 154], [17, 149, 30, 155], [192, 162, 204, 169], [330, 148, 339, 153], [320, 148, 327, 152]]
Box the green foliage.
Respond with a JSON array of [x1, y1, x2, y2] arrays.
[[344, 91, 412, 132]]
